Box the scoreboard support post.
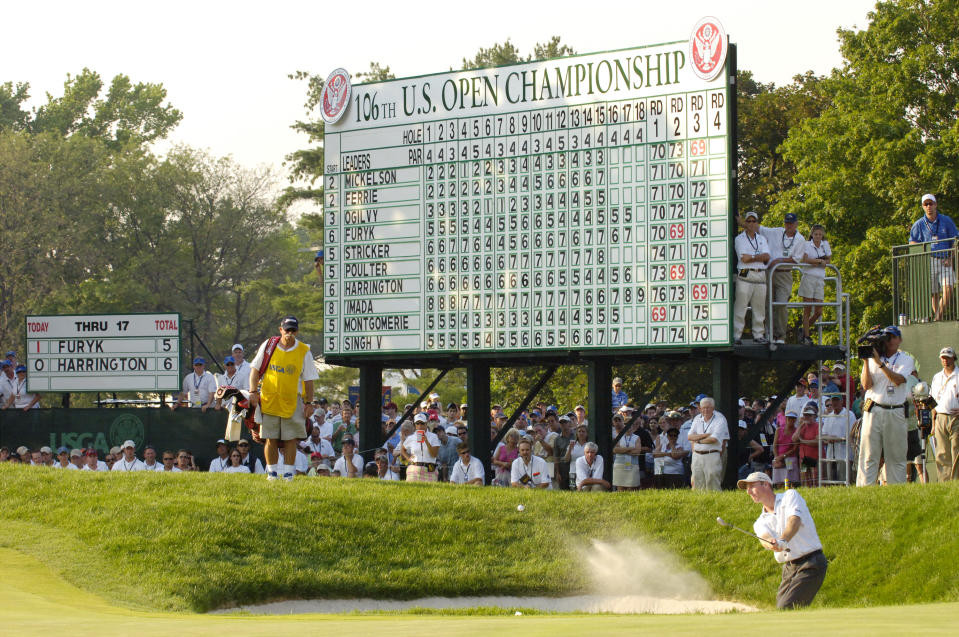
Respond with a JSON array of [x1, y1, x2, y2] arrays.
[[712, 354, 740, 489], [466, 363, 491, 479], [587, 360, 614, 482], [359, 364, 383, 463]]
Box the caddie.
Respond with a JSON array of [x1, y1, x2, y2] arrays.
[[248, 316, 318, 481]]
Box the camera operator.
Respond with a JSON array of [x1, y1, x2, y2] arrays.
[[856, 326, 915, 486], [931, 346, 959, 481]]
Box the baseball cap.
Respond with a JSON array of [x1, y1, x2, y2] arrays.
[[575, 404, 586, 411], [695, 393, 707, 403], [39, 446, 52, 454], [310, 452, 323, 460], [445, 402, 456, 409], [612, 377, 623, 385], [224, 356, 235, 365], [619, 405, 635, 413], [342, 436, 355, 446], [744, 210, 759, 220], [428, 392, 440, 400], [460, 403, 468, 409], [70, 449, 82, 458], [280, 316, 299, 331], [16, 446, 29, 456], [192, 357, 205, 365], [667, 410, 682, 419], [738, 420, 747, 429], [5, 351, 14, 357], [558, 414, 571, 422], [121, 440, 137, 450], [109, 446, 122, 455], [413, 413, 428, 423], [737, 471, 772, 489], [57, 446, 69, 454], [216, 439, 227, 446], [446, 425, 459, 435], [738, 398, 746, 408], [784, 212, 798, 223], [832, 363, 846, 371], [427, 409, 440, 421], [785, 409, 799, 418], [314, 249, 324, 260], [802, 404, 818, 415], [922, 193, 936, 204], [232, 343, 244, 351], [883, 325, 902, 338], [0, 360, 9, 368], [808, 379, 819, 387], [940, 346, 956, 359], [14, 365, 26, 373]]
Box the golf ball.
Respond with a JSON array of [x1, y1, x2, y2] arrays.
[[517, 504, 525, 511], [515, 611, 523, 616]]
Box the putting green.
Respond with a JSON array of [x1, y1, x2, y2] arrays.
[[1, 547, 957, 636]]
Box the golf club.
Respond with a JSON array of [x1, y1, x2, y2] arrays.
[[716, 517, 790, 553]]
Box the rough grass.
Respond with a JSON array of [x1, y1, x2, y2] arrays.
[[1, 464, 957, 613]]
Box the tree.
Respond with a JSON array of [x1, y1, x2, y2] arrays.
[[776, 0, 959, 331]]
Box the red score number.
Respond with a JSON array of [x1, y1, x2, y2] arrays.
[[690, 139, 707, 156], [651, 306, 667, 322], [669, 264, 685, 280], [692, 284, 708, 300], [669, 223, 685, 239]]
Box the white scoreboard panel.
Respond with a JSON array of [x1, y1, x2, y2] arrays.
[[324, 42, 732, 356], [26, 313, 181, 392]]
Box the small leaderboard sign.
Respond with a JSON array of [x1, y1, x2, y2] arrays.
[[25, 313, 181, 392]]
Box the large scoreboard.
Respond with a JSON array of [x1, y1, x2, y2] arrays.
[[323, 25, 734, 357]]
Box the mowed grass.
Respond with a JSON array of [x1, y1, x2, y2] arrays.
[[1, 464, 958, 614], [3, 547, 959, 637]]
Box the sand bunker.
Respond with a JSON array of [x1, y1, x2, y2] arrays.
[[214, 595, 754, 615]]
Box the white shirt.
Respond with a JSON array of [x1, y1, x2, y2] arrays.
[[10, 378, 38, 409], [216, 370, 249, 409], [250, 339, 320, 387], [378, 468, 401, 480], [801, 239, 832, 278], [305, 438, 336, 458], [510, 455, 550, 487], [402, 430, 440, 463], [182, 371, 217, 407], [110, 457, 147, 472], [567, 440, 586, 473], [758, 225, 806, 265], [209, 456, 230, 473], [450, 457, 485, 484], [234, 360, 252, 389], [223, 464, 251, 474], [143, 461, 163, 472], [333, 454, 364, 477], [931, 367, 959, 414], [688, 411, 730, 452], [864, 351, 915, 406], [81, 461, 109, 471], [574, 454, 605, 489], [753, 489, 822, 564], [240, 453, 265, 474], [821, 408, 856, 461], [318, 420, 334, 441], [785, 393, 809, 417], [658, 439, 687, 474], [0, 374, 15, 404], [613, 432, 639, 466], [735, 231, 771, 270]]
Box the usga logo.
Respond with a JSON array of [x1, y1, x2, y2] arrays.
[[321, 68, 352, 124], [689, 17, 727, 81]]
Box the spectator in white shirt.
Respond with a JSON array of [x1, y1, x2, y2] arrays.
[[110, 440, 147, 472], [449, 442, 484, 485], [53, 447, 73, 469], [510, 439, 550, 488], [932, 346, 959, 481], [231, 344, 251, 389], [653, 427, 689, 488], [733, 211, 771, 345], [81, 449, 108, 471], [215, 356, 248, 410], [142, 446, 163, 471], [236, 440, 265, 474], [575, 442, 611, 491], [402, 413, 440, 482], [821, 395, 857, 483], [687, 397, 730, 491], [160, 451, 181, 472], [208, 440, 231, 472], [223, 449, 251, 474], [277, 445, 310, 476], [798, 224, 832, 345], [333, 437, 363, 477], [177, 358, 217, 411], [373, 449, 400, 480], [3, 366, 40, 410]]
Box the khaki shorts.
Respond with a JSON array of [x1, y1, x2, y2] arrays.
[[798, 274, 824, 300], [256, 398, 306, 441], [612, 463, 641, 487]]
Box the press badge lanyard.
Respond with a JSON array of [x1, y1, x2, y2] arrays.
[[924, 216, 940, 240], [880, 352, 900, 397]]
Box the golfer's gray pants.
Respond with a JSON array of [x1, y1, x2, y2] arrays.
[[771, 269, 793, 340], [777, 550, 827, 609]]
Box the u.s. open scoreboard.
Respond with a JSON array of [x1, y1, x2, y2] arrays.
[[323, 33, 733, 357]]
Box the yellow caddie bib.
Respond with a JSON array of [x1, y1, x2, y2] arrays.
[[260, 340, 309, 418]]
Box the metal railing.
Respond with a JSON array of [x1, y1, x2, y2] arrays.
[[892, 237, 958, 324], [765, 262, 848, 351]]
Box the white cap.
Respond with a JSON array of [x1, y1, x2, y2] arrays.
[[738, 419, 747, 429], [414, 413, 428, 423], [121, 440, 136, 450], [575, 404, 586, 411], [612, 377, 623, 385], [922, 193, 936, 204], [446, 425, 459, 435], [940, 346, 957, 359], [744, 210, 760, 220], [232, 343, 244, 351], [39, 446, 53, 454], [738, 398, 746, 408], [737, 471, 772, 489], [428, 392, 440, 400]]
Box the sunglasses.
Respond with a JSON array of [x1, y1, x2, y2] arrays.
[[163, 457, 175, 461], [237, 443, 249, 447]]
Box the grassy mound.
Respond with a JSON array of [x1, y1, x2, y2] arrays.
[[1, 465, 957, 613]]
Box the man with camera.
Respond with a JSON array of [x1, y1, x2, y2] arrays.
[[931, 346, 959, 481], [857, 326, 915, 486]]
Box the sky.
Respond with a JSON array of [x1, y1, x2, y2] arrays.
[[5, 0, 878, 200]]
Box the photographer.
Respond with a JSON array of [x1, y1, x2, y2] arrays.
[[931, 346, 959, 481], [856, 326, 915, 486]]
